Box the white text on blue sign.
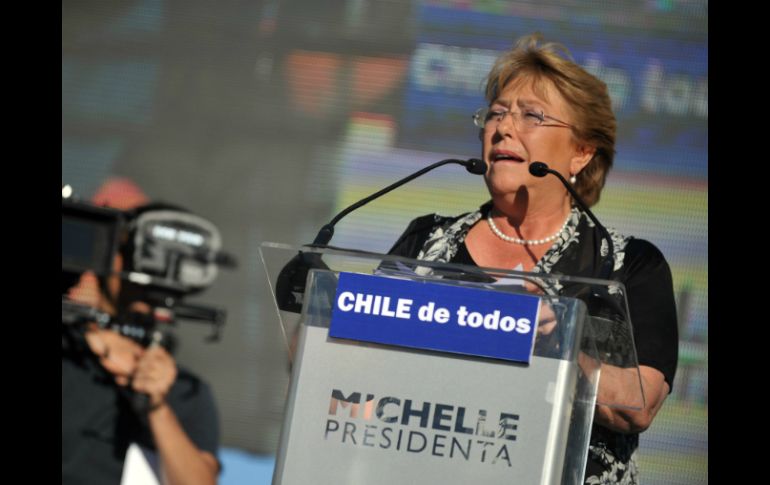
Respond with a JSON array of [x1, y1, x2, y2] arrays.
[[329, 273, 540, 363]]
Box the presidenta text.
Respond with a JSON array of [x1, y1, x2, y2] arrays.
[[324, 389, 519, 466]]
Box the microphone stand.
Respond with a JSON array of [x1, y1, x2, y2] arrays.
[[529, 161, 614, 280], [311, 158, 485, 246], [276, 158, 486, 313]]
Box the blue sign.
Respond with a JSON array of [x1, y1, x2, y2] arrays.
[[329, 272, 540, 363]]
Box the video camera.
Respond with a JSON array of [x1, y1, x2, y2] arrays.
[[62, 192, 236, 348]]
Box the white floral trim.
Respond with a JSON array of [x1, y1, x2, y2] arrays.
[[413, 211, 482, 275], [530, 207, 582, 293], [415, 206, 631, 282], [600, 229, 630, 272], [586, 444, 639, 485]]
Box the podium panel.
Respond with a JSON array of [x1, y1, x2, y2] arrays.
[[260, 243, 643, 485]]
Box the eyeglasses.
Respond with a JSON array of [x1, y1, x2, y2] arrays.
[[472, 107, 573, 133]]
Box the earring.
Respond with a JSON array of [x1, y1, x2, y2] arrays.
[[569, 174, 577, 184]]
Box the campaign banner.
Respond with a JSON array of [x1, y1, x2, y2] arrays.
[[329, 272, 540, 363], [398, 4, 708, 177]]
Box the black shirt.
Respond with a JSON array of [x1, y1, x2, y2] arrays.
[[388, 206, 678, 484], [62, 348, 220, 485]]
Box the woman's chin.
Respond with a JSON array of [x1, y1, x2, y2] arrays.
[[485, 179, 525, 198]]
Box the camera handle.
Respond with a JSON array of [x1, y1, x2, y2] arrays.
[[129, 330, 165, 415], [171, 303, 226, 342]]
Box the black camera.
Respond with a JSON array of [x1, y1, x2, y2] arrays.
[[62, 194, 235, 346], [62, 199, 124, 281]]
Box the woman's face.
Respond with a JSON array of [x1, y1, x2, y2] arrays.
[[481, 77, 593, 207]]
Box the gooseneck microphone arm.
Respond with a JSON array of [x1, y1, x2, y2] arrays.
[[275, 157, 485, 314], [311, 158, 486, 246], [529, 161, 614, 280]]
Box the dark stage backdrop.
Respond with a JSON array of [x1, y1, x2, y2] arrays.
[[63, 1, 707, 483]]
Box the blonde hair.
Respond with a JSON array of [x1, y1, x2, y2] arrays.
[[485, 34, 616, 207]]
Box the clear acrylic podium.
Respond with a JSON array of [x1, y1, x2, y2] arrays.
[[260, 243, 644, 485]]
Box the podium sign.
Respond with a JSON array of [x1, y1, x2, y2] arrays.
[[330, 272, 540, 363]]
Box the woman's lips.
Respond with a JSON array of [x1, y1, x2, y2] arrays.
[[490, 150, 525, 163]]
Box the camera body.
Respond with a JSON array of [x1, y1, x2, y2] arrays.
[[62, 196, 232, 345], [62, 199, 124, 280]]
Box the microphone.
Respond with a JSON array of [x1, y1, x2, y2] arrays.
[[529, 161, 614, 280], [311, 158, 486, 246], [275, 158, 485, 314]]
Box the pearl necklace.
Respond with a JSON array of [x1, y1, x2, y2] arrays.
[[487, 211, 570, 245]]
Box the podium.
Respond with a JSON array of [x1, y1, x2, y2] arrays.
[[260, 243, 644, 485]]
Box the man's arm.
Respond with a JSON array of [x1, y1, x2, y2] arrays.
[[133, 346, 219, 485]]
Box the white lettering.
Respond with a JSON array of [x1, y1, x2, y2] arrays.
[[396, 299, 413, 319], [456, 306, 469, 326], [467, 312, 483, 328], [640, 59, 707, 118], [434, 308, 450, 324], [177, 230, 204, 247], [412, 43, 498, 95], [354, 294, 374, 314], [582, 55, 630, 112], [515, 318, 531, 334], [456, 307, 533, 333], [483, 310, 500, 330], [418, 302, 435, 322], [337, 292, 355, 311], [152, 225, 177, 241], [337, 292, 415, 318], [380, 297, 396, 317], [499, 316, 515, 332]]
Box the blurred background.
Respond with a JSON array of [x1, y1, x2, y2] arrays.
[[62, 0, 707, 483]]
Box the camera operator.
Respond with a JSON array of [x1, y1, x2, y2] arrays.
[[62, 201, 222, 485]]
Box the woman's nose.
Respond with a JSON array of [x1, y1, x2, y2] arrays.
[[495, 111, 518, 138], [497, 111, 516, 135]]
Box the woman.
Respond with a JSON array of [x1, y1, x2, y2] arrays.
[[388, 34, 678, 484]]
